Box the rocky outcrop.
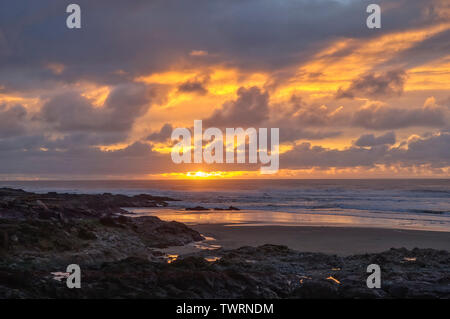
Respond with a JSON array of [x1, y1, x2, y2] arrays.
[[0, 187, 177, 219], [0, 188, 205, 298]]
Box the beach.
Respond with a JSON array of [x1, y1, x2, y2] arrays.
[[191, 224, 450, 255]]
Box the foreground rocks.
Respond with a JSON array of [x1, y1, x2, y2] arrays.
[[0, 188, 204, 298], [1, 243, 448, 299], [0, 188, 448, 299]]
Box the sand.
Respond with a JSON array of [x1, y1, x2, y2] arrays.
[[188, 224, 450, 256]]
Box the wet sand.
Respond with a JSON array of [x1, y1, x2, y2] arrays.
[[189, 224, 450, 256]]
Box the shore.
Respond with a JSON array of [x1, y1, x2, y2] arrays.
[[1, 187, 449, 298], [189, 224, 450, 256]]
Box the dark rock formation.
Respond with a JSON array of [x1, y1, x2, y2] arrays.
[[0, 187, 177, 219], [185, 206, 210, 211], [213, 206, 240, 211], [0, 243, 448, 299]]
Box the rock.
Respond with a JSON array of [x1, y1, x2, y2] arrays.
[[0, 187, 175, 219], [10, 235, 18, 243], [38, 210, 55, 220], [213, 206, 240, 211], [57, 212, 69, 224], [77, 228, 97, 240], [35, 200, 49, 211], [99, 216, 122, 228], [186, 206, 210, 211], [0, 231, 9, 250], [116, 215, 130, 224]]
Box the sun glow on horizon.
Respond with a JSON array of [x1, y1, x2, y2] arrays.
[[161, 170, 255, 179]]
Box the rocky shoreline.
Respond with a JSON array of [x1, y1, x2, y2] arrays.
[[0, 188, 448, 299]]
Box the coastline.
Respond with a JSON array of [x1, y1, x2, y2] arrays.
[[1, 187, 449, 298]]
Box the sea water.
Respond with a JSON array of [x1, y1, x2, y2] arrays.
[[1, 179, 449, 231]]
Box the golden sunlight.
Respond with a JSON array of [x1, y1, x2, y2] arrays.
[[161, 170, 253, 179]]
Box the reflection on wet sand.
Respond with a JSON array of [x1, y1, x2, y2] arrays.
[[166, 254, 179, 263], [155, 234, 222, 259], [125, 208, 450, 232], [326, 276, 341, 284]]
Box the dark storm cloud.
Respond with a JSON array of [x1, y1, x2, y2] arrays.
[[0, 0, 442, 91], [177, 80, 208, 95], [390, 132, 450, 167], [146, 123, 174, 143], [0, 104, 27, 137], [38, 83, 155, 132], [281, 131, 450, 169], [46, 132, 130, 150], [0, 136, 53, 156], [278, 127, 342, 143], [204, 86, 269, 127], [292, 105, 346, 127], [0, 138, 173, 175], [354, 131, 396, 147], [281, 142, 389, 168], [177, 75, 209, 95], [336, 70, 407, 99], [0, 130, 120, 154], [351, 102, 447, 130]]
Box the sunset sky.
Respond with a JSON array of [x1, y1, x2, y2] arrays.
[[0, 0, 449, 179]]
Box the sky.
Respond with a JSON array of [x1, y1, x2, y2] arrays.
[[0, 0, 449, 179]]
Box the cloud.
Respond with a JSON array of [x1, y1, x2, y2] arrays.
[[0, 104, 27, 137], [204, 86, 269, 127], [177, 76, 209, 95], [0, 138, 173, 176], [293, 104, 346, 127], [0, 0, 448, 177], [38, 83, 155, 132], [336, 70, 407, 99], [281, 142, 388, 168], [281, 131, 450, 169], [0, 127, 447, 177], [278, 127, 342, 143], [351, 101, 447, 130], [146, 123, 174, 143], [190, 50, 208, 57], [1, 0, 441, 92], [389, 131, 450, 167], [354, 132, 396, 147]]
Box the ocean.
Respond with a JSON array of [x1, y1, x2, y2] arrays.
[[1, 179, 449, 231]]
